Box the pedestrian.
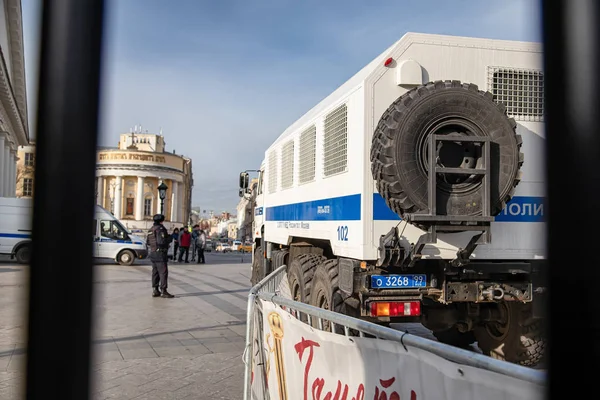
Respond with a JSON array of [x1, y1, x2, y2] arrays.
[[147, 214, 174, 298], [171, 227, 179, 262], [178, 226, 191, 263], [190, 225, 200, 261], [196, 229, 206, 264]]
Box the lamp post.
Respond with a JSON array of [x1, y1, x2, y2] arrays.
[[158, 181, 168, 216]]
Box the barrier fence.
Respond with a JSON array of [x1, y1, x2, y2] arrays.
[[243, 265, 547, 400]]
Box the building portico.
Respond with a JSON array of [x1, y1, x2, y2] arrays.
[[95, 131, 193, 231]]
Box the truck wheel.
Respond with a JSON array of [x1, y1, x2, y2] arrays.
[[474, 302, 546, 367], [117, 250, 135, 266], [433, 328, 476, 349], [251, 246, 264, 286], [287, 254, 324, 303], [370, 80, 523, 220], [15, 244, 31, 264], [309, 259, 345, 334]]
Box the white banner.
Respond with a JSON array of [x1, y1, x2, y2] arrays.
[[258, 299, 545, 400]]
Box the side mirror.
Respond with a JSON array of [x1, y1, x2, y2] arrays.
[[239, 172, 249, 189]]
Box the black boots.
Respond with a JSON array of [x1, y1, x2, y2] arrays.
[[153, 288, 174, 298]]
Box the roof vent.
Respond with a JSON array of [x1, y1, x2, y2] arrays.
[[396, 59, 424, 87]]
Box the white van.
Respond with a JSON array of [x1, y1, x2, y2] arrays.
[[0, 198, 147, 265]]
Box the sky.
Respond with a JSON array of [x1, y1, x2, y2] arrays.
[[21, 0, 542, 214]]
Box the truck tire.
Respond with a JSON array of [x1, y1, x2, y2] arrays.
[[370, 80, 523, 220], [433, 328, 476, 349], [251, 246, 264, 286], [287, 254, 324, 303], [117, 250, 135, 266], [474, 302, 545, 367], [15, 244, 31, 264], [309, 259, 345, 334]]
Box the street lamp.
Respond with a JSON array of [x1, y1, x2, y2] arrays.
[[158, 181, 168, 216]]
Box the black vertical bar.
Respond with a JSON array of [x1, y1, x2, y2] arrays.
[[25, 0, 105, 399], [541, 0, 600, 397], [429, 134, 437, 215]]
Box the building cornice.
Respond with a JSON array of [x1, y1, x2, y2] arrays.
[[96, 164, 186, 175], [5, 0, 28, 136]]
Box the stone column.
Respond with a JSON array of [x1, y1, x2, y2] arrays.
[[4, 144, 10, 196], [135, 176, 144, 220], [9, 150, 16, 196], [114, 176, 123, 218], [171, 180, 178, 223], [96, 176, 104, 205], [0, 134, 5, 197]]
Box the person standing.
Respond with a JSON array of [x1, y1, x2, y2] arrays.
[[147, 214, 174, 298], [171, 227, 180, 262], [178, 226, 191, 263], [190, 225, 200, 262], [197, 229, 206, 264]]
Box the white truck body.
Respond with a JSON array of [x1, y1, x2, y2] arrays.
[[0, 197, 148, 264], [255, 32, 544, 261]]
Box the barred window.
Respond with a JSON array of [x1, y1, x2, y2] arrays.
[[24, 153, 35, 167], [23, 178, 33, 197], [488, 67, 544, 121], [268, 150, 278, 193], [323, 104, 348, 177], [298, 125, 316, 184], [280, 140, 294, 190], [144, 197, 152, 216]]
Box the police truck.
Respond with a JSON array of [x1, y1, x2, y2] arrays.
[[239, 33, 546, 366]]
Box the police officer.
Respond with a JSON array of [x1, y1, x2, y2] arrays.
[[148, 214, 174, 298]]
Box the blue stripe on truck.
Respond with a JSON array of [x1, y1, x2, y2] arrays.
[[0, 233, 31, 239], [265, 193, 545, 222], [265, 194, 361, 221]]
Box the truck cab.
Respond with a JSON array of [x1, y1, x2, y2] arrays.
[[93, 205, 148, 265]]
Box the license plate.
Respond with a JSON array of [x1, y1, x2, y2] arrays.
[[370, 274, 427, 289]]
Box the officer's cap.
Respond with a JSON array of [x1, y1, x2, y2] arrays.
[[153, 214, 165, 223]]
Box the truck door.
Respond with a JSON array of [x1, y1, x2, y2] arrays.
[[98, 219, 129, 259]]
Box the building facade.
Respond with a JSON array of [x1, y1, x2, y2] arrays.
[[96, 131, 193, 231], [0, 0, 29, 197]]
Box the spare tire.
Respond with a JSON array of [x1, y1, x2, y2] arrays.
[[370, 80, 523, 220]]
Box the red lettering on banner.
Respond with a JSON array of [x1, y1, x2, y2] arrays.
[[294, 337, 417, 400]]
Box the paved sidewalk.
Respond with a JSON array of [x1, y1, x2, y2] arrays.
[[0, 252, 253, 399]]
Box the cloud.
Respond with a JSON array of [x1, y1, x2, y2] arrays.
[[23, 0, 543, 213]]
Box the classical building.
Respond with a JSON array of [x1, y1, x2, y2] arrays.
[[0, 0, 29, 197], [95, 131, 193, 231], [16, 142, 34, 197]]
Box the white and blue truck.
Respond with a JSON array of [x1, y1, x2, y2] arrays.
[[239, 32, 546, 366], [0, 197, 148, 265]]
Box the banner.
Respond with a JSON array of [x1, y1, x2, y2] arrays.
[[258, 299, 545, 400]]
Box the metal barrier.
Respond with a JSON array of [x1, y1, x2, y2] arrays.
[[243, 265, 547, 399]]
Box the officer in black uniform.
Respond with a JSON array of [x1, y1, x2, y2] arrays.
[[148, 214, 174, 298]]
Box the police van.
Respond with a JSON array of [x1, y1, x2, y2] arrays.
[[0, 198, 147, 265]]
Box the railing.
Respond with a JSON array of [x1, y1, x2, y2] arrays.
[[243, 265, 546, 399]]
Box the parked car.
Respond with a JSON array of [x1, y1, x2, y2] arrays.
[[231, 240, 242, 251], [216, 243, 231, 253], [240, 242, 253, 253]]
